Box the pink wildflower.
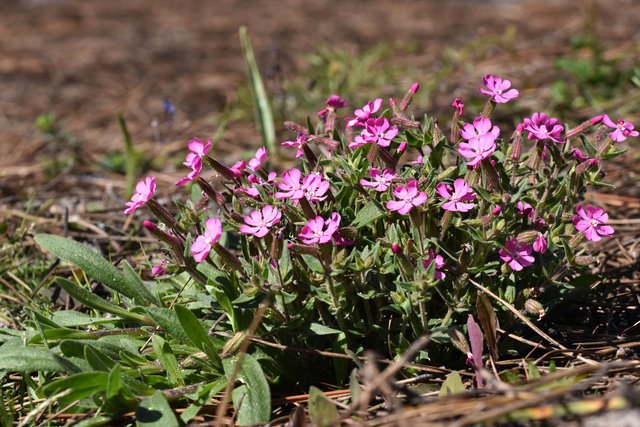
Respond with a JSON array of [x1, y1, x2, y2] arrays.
[[124, 176, 156, 214], [359, 168, 397, 192], [422, 249, 446, 280], [397, 140, 408, 153], [523, 113, 565, 143], [458, 117, 499, 167], [499, 238, 535, 271], [436, 178, 477, 212], [239, 172, 277, 198], [386, 179, 427, 215], [229, 160, 246, 178], [573, 205, 614, 242], [479, 74, 519, 103], [602, 115, 639, 142], [317, 95, 347, 119], [281, 133, 309, 159], [349, 117, 398, 149], [151, 260, 168, 277], [571, 148, 599, 167], [191, 217, 223, 263], [302, 173, 330, 202], [247, 147, 267, 171], [239, 205, 281, 238], [517, 201, 534, 218], [299, 212, 341, 245], [533, 233, 547, 254], [275, 168, 304, 201], [346, 98, 383, 128], [175, 138, 212, 186], [452, 98, 464, 115]]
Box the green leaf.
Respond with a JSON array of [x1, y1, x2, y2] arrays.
[[308, 386, 340, 427], [55, 277, 150, 324], [180, 379, 227, 424], [174, 305, 222, 371], [136, 390, 180, 427], [35, 234, 154, 305], [106, 364, 123, 400], [145, 307, 188, 340], [352, 201, 386, 228], [41, 371, 109, 405], [223, 354, 271, 426], [239, 26, 275, 155], [439, 371, 465, 396], [309, 323, 342, 335], [85, 346, 116, 371], [122, 260, 159, 306], [0, 347, 74, 372], [152, 335, 185, 387]]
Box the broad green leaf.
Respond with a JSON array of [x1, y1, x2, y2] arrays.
[[85, 346, 115, 372], [106, 364, 123, 399], [352, 201, 386, 228], [308, 386, 340, 427], [239, 26, 275, 155], [145, 307, 188, 340], [136, 390, 179, 427], [29, 328, 96, 344], [175, 305, 222, 371], [41, 371, 109, 405], [122, 260, 159, 306], [0, 347, 74, 373], [223, 354, 271, 426], [309, 323, 342, 335], [439, 371, 465, 396], [55, 278, 150, 324], [52, 310, 117, 327], [152, 335, 185, 387], [35, 234, 154, 305]]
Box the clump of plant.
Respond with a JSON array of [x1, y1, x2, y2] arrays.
[[27, 74, 637, 422]]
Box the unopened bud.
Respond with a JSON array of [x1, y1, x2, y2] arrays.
[[397, 140, 408, 153], [524, 299, 545, 319], [400, 82, 420, 111], [391, 116, 421, 129], [517, 230, 538, 244], [222, 332, 246, 358], [283, 121, 308, 134], [492, 206, 502, 215], [287, 243, 319, 256], [574, 255, 597, 266], [567, 115, 603, 139], [437, 166, 458, 181], [391, 243, 401, 254], [206, 157, 239, 181]]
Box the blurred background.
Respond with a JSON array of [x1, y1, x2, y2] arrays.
[[0, 0, 638, 206]]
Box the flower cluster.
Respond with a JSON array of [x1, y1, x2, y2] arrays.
[[126, 74, 634, 363]]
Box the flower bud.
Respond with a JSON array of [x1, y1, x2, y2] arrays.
[[437, 166, 458, 181], [492, 206, 502, 216], [524, 299, 545, 319], [283, 121, 308, 134], [222, 332, 246, 358], [206, 157, 239, 181], [397, 140, 408, 153], [574, 255, 597, 266], [391, 243, 401, 254], [517, 230, 538, 244]]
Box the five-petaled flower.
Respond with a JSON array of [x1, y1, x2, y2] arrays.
[[346, 98, 383, 128], [299, 213, 341, 244], [602, 115, 639, 142], [480, 74, 519, 103], [176, 138, 212, 186], [275, 168, 304, 201], [239, 205, 281, 238], [386, 180, 427, 215], [349, 117, 398, 149], [458, 117, 499, 167], [248, 147, 268, 171], [523, 113, 564, 143], [422, 249, 446, 280], [499, 238, 535, 271], [239, 172, 277, 198], [191, 217, 223, 263], [573, 205, 614, 242], [436, 178, 477, 212], [360, 168, 397, 192], [281, 133, 309, 159], [517, 201, 534, 218], [302, 173, 330, 202], [124, 176, 156, 214]]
